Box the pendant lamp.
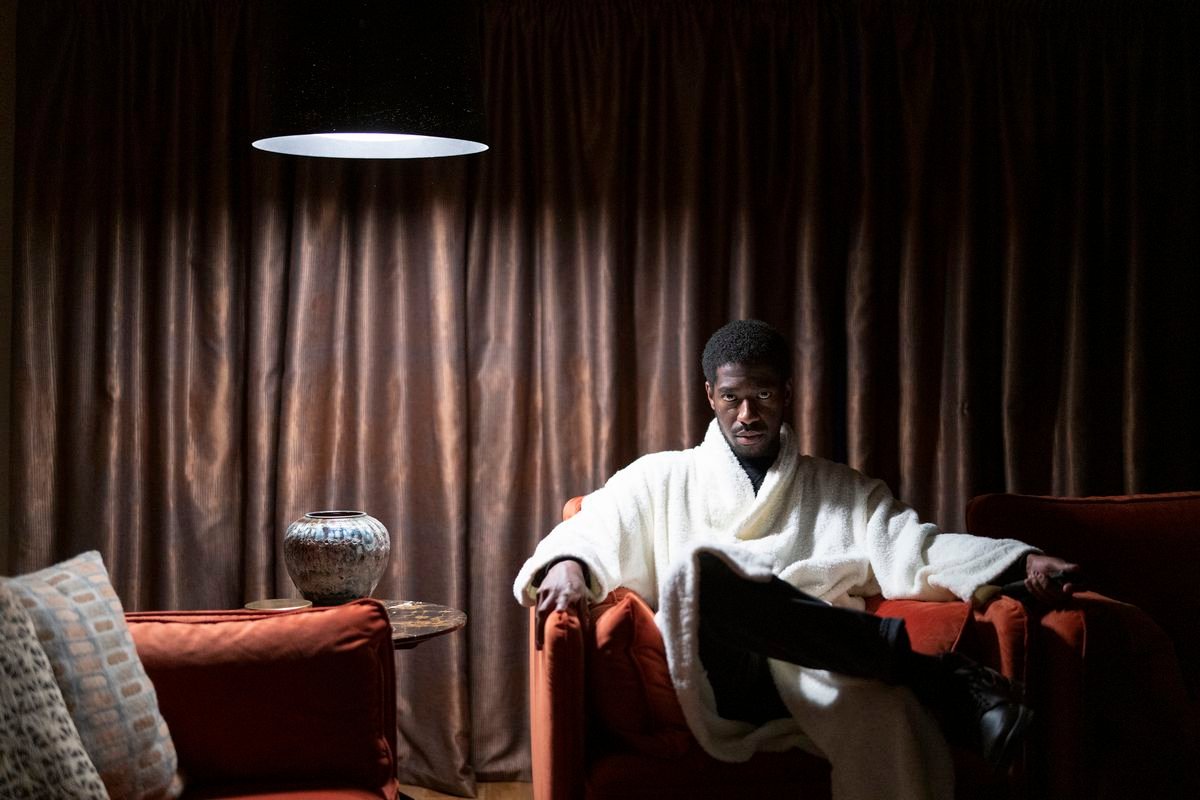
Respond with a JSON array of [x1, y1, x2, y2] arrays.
[[252, 0, 488, 159]]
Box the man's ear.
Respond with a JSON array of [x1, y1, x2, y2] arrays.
[[704, 381, 717, 410], [784, 379, 793, 407]]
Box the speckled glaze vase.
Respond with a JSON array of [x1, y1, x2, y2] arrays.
[[283, 511, 391, 606]]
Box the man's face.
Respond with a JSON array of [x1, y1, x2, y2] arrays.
[[705, 362, 792, 460]]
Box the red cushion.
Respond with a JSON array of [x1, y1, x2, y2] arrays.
[[589, 589, 692, 757], [126, 599, 396, 798], [967, 491, 1200, 700], [868, 598, 970, 656]]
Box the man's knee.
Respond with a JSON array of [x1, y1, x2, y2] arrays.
[[696, 551, 753, 618], [696, 551, 739, 606]]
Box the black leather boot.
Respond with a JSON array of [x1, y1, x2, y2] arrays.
[[937, 652, 1035, 770]]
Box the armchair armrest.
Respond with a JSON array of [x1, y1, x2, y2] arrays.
[[529, 605, 587, 800], [1034, 593, 1200, 799], [967, 492, 1200, 798]]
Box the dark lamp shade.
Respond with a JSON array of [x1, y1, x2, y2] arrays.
[[251, 0, 488, 159]]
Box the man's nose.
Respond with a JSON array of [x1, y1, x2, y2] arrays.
[[736, 399, 759, 423]]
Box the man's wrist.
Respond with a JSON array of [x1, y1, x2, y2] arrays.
[[993, 554, 1030, 587], [532, 556, 591, 587]]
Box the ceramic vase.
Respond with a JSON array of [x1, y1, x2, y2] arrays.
[[283, 510, 391, 605]]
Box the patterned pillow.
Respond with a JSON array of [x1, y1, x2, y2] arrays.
[[2, 552, 183, 800], [0, 582, 109, 799]]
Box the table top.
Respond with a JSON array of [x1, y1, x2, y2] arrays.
[[377, 600, 467, 649]]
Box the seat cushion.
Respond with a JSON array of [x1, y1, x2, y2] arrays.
[[589, 588, 972, 758], [126, 600, 396, 799], [867, 597, 970, 656]]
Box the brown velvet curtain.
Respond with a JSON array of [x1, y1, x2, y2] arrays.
[[8, 0, 1198, 792]]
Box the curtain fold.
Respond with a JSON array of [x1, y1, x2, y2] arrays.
[[9, 0, 1199, 789]]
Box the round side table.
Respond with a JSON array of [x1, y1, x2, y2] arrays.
[[374, 600, 467, 800], [377, 599, 467, 649]]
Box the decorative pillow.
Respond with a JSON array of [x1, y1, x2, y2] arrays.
[[0, 582, 109, 800], [589, 588, 693, 757], [2, 551, 182, 800]]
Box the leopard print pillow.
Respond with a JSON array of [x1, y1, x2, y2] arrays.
[[0, 582, 109, 800], [4, 552, 183, 799]]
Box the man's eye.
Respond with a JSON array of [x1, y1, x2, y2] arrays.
[[758, 391, 773, 400], [722, 394, 737, 402]]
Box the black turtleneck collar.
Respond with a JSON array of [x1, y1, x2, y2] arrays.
[[736, 452, 778, 495]]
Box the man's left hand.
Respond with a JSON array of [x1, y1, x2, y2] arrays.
[[1022, 553, 1084, 607]]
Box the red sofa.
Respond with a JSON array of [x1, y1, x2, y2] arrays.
[[530, 492, 1200, 799], [127, 598, 399, 800]]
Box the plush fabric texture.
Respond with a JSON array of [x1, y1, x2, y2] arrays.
[[519, 422, 1033, 611], [0, 582, 109, 800], [589, 589, 691, 757], [531, 590, 1019, 800], [561, 495, 584, 520], [126, 599, 397, 800], [967, 491, 1200, 702], [869, 597, 970, 656], [3, 551, 181, 800], [964, 595, 1030, 681], [529, 605, 586, 800], [517, 421, 1031, 781], [587, 588, 973, 762]]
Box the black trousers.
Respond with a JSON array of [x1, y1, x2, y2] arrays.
[[696, 551, 913, 724]]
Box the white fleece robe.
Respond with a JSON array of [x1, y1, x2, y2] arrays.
[[514, 421, 1032, 800]]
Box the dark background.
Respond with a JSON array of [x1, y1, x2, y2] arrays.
[[3, 0, 1198, 792]]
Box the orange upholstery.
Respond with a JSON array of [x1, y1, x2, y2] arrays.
[[586, 585, 1016, 758], [539, 490, 1200, 798], [529, 496, 1032, 799], [589, 589, 691, 757], [530, 605, 587, 800], [128, 599, 398, 800], [867, 596, 971, 655]]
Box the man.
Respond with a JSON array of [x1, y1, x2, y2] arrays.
[[514, 319, 1081, 800]]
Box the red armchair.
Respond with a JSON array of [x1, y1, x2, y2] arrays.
[[967, 491, 1200, 800], [529, 497, 1034, 800], [531, 492, 1200, 799], [127, 598, 399, 800]]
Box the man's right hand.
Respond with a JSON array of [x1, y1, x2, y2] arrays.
[[535, 559, 589, 650]]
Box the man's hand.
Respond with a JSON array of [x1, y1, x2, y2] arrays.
[[535, 559, 590, 650], [1021, 553, 1084, 607]]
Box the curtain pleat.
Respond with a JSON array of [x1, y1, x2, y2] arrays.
[[9, 0, 1199, 790]]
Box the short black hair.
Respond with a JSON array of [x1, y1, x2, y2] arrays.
[[701, 319, 792, 384]]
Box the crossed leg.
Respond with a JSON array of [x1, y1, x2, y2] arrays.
[[694, 552, 956, 799]]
